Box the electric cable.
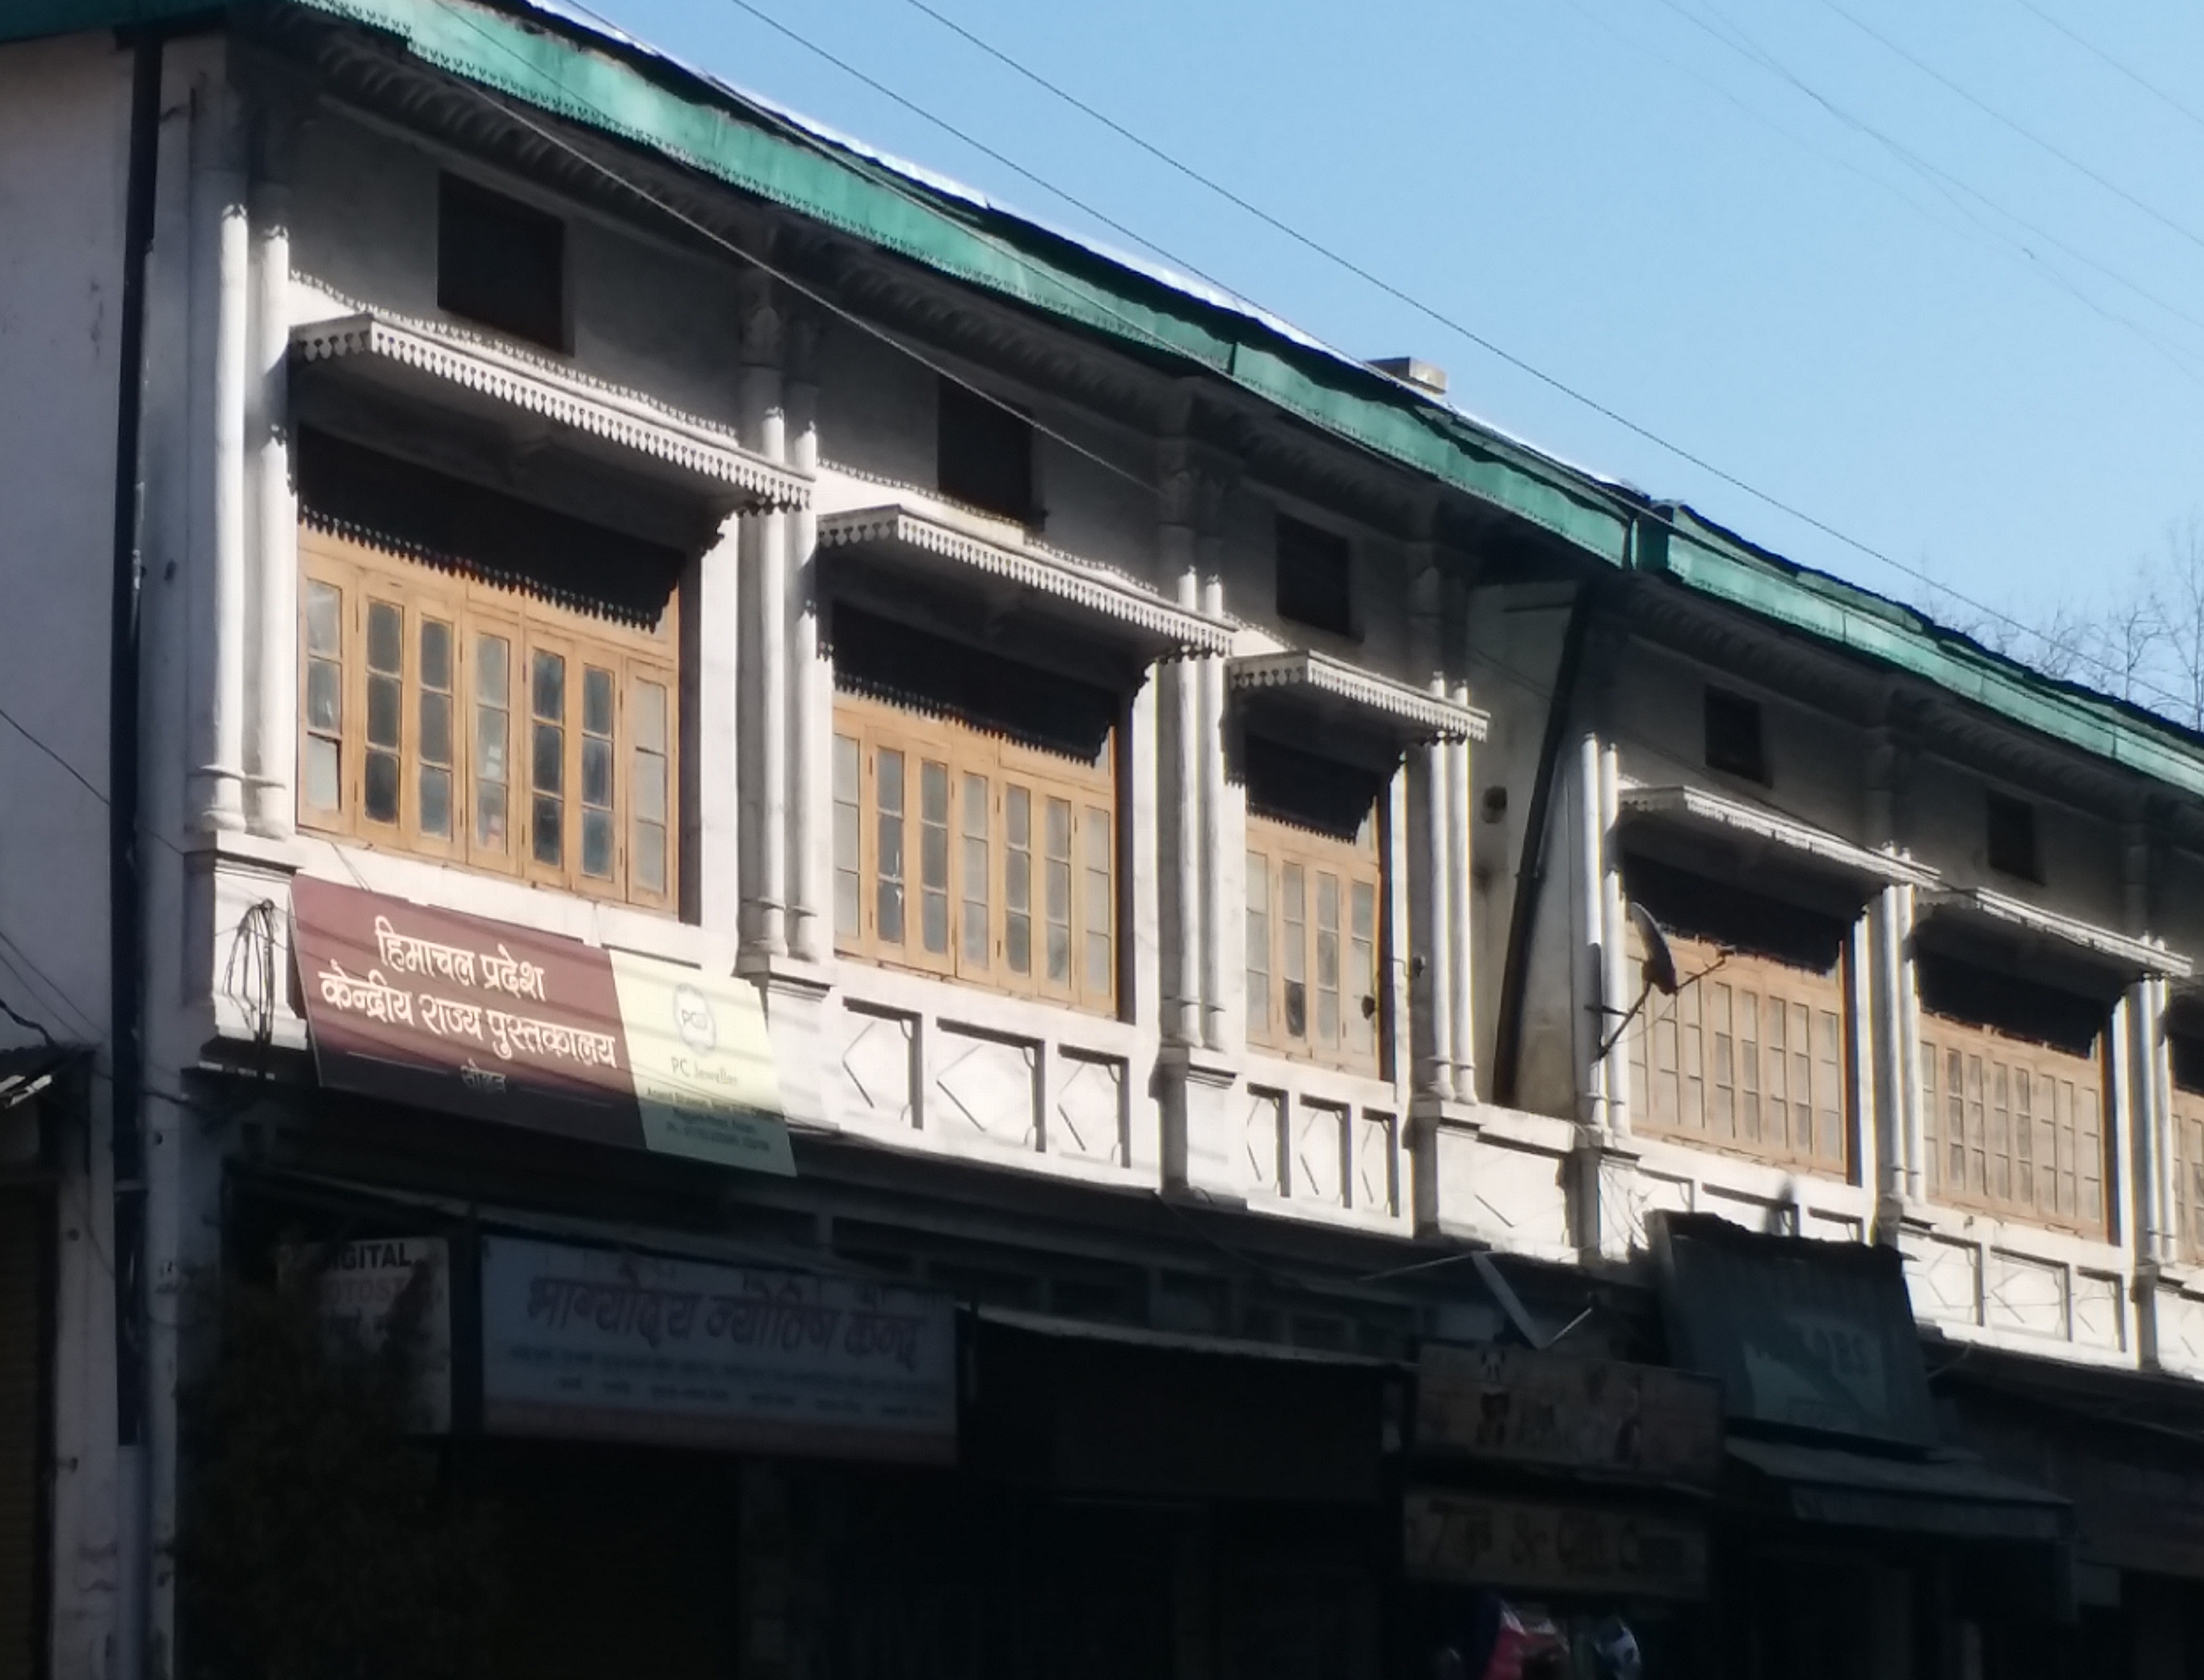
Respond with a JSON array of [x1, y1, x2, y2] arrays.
[[2007, 0, 2204, 140]]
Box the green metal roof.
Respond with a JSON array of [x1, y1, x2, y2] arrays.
[[21, 0, 2204, 802]]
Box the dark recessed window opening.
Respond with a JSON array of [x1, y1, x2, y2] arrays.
[[1703, 687, 1767, 783], [437, 173, 566, 350], [1986, 791, 2041, 881], [1240, 732, 1390, 842], [937, 379, 1036, 523], [828, 603, 1116, 766], [1275, 513, 1353, 636], [1621, 852, 1848, 974], [2172, 1029, 2204, 1098], [1916, 950, 2104, 1058]]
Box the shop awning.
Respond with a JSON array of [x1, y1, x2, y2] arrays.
[[972, 1304, 1393, 1368], [1726, 1437, 2069, 1542], [817, 503, 1234, 659]]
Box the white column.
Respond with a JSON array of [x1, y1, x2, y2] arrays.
[[784, 336, 826, 964], [2126, 979, 2160, 1261], [2157, 977, 2180, 1261], [1895, 883, 1926, 1203], [1162, 535, 1201, 1047], [1598, 742, 1630, 1136], [1418, 740, 1454, 1101], [1446, 683, 1475, 1099], [245, 152, 294, 838], [1197, 575, 1226, 1052], [189, 93, 249, 833], [689, 521, 742, 933], [739, 295, 786, 958], [1576, 734, 1607, 1130]]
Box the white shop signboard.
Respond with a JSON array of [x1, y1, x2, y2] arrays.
[[480, 1235, 957, 1463]]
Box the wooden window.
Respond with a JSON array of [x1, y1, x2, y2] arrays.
[[437, 173, 566, 349], [1627, 924, 1850, 1173], [1986, 791, 2041, 881], [1241, 734, 1387, 1077], [1245, 812, 1383, 1077], [1275, 512, 1353, 636], [1703, 687, 1767, 784], [1921, 1017, 2104, 1235], [937, 378, 1035, 524], [298, 525, 676, 909], [831, 690, 1115, 1013]]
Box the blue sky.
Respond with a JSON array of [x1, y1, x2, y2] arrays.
[[587, 0, 2204, 663]]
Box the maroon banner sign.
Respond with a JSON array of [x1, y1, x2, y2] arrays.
[[290, 876, 793, 1173]]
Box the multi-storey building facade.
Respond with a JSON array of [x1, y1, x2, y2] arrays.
[[7, 2, 2204, 1677]]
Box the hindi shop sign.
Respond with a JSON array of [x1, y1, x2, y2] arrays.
[[1403, 1489, 1709, 1601], [480, 1236, 957, 1462], [290, 877, 793, 1176], [1416, 1343, 1724, 1486]]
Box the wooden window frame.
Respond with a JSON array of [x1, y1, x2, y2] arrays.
[[1626, 927, 1852, 1175], [1245, 808, 1385, 1078], [2173, 1080, 2204, 1264], [299, 526, 677, 911], [1920, 1012, 2107, 1237], [832, 690, 1117, 1015]]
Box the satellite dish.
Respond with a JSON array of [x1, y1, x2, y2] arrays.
[[1631, 903, 1678, 996]]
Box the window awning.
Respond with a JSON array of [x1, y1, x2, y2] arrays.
[[1618, 785, 1938, 889], [290, 312, 809, 511], [1226, 650, 1487, 745], [1920, 887, 2190, 981], [1726, 1437, 2069, 1543], [817, 503, 1233, 657]]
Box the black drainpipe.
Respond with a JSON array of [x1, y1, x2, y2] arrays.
[[1489, 579, 1599, 1109], [109, 28, 163, 1453]]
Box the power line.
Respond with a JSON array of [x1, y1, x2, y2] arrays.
[[424, 0, 2204, 724], [2008, 0, 2204, 138], [1646, 0, 2204, 360], [873, 0, 2204, 713], [1816, 0, 2204, 260]]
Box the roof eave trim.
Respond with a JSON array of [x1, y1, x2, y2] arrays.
[[1617, 785, 1939, 888], [290, 311, 809, 508], [1226, 650, 1489, 742], [817, 502, 1232, 655], [1921, 886, 2192, 980]]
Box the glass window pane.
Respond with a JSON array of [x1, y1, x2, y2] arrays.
[[635, 820, 667, 895], [634, 749, 667, 823], [532, 794, 562, 865], [421, 692, 451, 766], [582, 735, 612, 807], [584, 666, 614, 737], [919, 761, 950, 955], [366, 675, 400, 751], [306, 580, 341, 657], [1246, 851, 1270, 1037], [877, 749, 905, 945], [833, 734, 860, 804], [533, 721, 563, 795], [366, 601, 401, 674], [1047, 922, 1071, 984], [1086, 932, 1110, 996], [582, 808, 614, 879], [879, 748, 904, 815], [960, 772, 988, 970], [420, 766, 451, 839], [364, 750, 399, 825], [476, 710, 504, 780], [633, 677, 667, 755], [305, 737, 339, 810], [306, 659, 341, 731], [476, 780, 507, 849], [420, 619, 451, 691], [532, 649, 565, 721], [477, 634, 509, 705]]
